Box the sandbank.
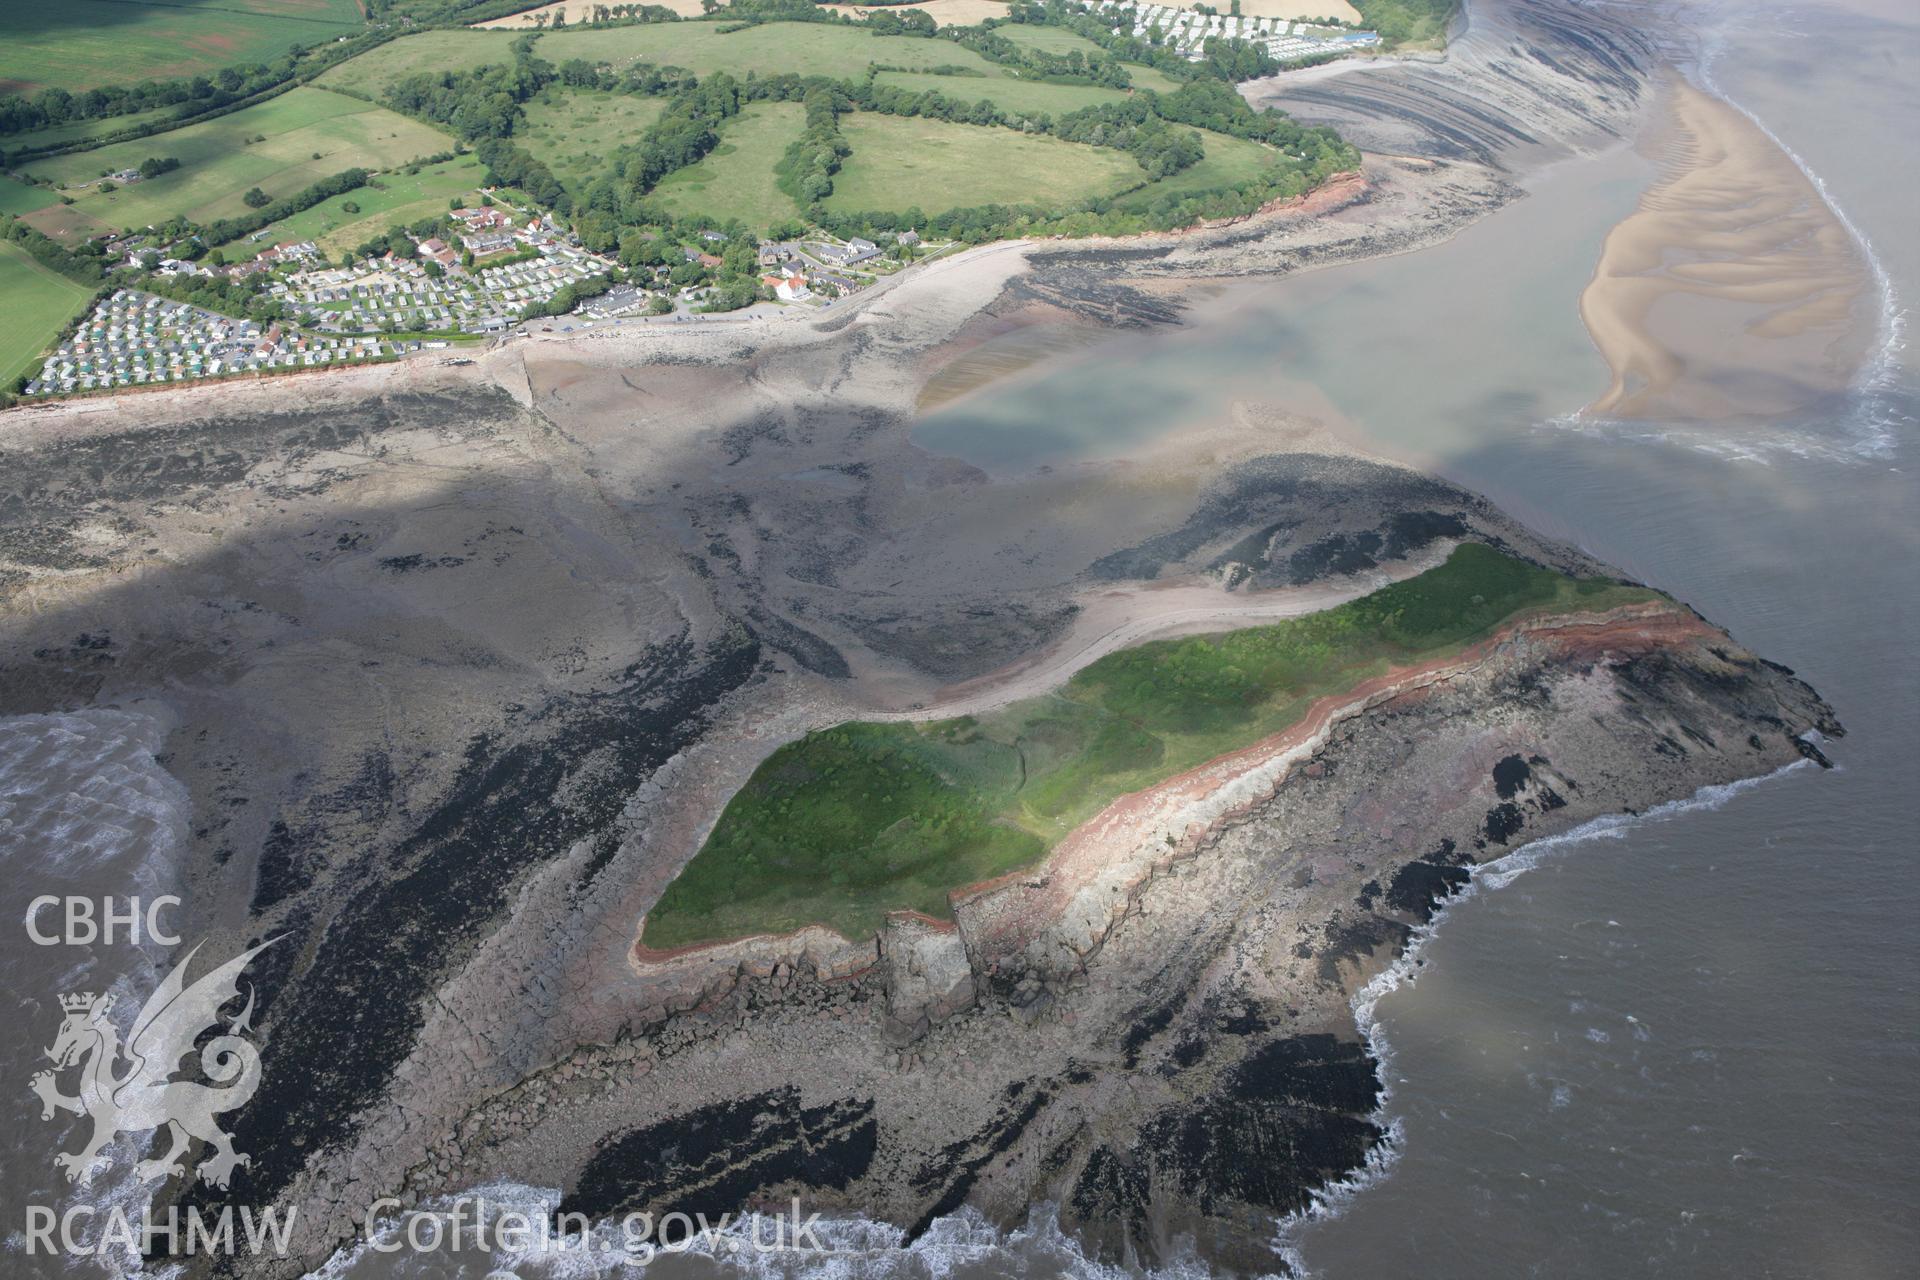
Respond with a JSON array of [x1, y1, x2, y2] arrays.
[[1578, 77, 1875, 421]]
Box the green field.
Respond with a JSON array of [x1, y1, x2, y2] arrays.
[[32, 88, 452, 232], [250, 153, 488, 255], [314, 30, 522, 99], [311, 19, 1180, 107], [1125, 63, 1185, 94], [0, 0, 365, 96], [0, 240, 94, 386], [823, 113, 1141, 216], [997, 28, 1183, 92], [652, 101, 803, 230], [997, 25, 1110, 56], [0, 175, 59, 215], [643, 545, 1656, 947], [2, 105, 185, 157], [535, 21, 1003, 80], [873, 69, 1133, 117], [520, 90, 667, 194], [1114, 128, 1283, 204]]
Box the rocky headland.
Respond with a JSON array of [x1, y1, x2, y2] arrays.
[[399, 596, 1833, 1275], [0, 0, 1833, 1274]]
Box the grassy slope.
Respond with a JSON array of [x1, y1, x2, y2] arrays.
[[0, 0, 363, 95], [313, 30, 522, 99], [0, 239, 93, 384], [520, 90, 667, 195], [1351, 0, 1458, 49], [2, 105, 182, 155], [652, 101, 804, 231], [535, 21, 1003, 79], [996, 25, 1110, 56], [873, 69, 1133, 116], [0, 175, 59, 215], [32, 88, 452, 230], [1112, 128, 1281, 204], [824, 112, 1141, 215], [644, 545, 1656, 947], [1131, 66, 1185, 93], [250, 154, 488, 255]]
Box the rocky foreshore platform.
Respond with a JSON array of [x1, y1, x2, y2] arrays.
[[613, 601, 1761, 1043], [383, 597, 1835, 1272], [0, 2, 1736, 1270]]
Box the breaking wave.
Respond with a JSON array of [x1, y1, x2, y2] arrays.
[[305, 1185, 1232, 1280], [0, 708, 197, 1279], [1268, 756, 1816, 1276], [1694, 7, 1910, 460], [0, 708, 189, 884], [300, 758, 1819, 1280]]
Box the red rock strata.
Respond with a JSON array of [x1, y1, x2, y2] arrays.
[[624, 600, 1703, 1030], [952, 601, 1705, 983]]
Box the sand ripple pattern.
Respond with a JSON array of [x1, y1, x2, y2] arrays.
[[1578, 80, 1874, 421]]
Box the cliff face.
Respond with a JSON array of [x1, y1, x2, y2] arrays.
[[0, 1, 1786, 1256], [417, 602, 1835, 1270], [2, 284, 1828, 1280]]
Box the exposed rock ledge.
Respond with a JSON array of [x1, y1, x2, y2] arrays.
[[399, 589, 1835, 1274]]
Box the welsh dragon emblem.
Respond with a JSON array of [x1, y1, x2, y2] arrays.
[[30, 939, 275, 1190]]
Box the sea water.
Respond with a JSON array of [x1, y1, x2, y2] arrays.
[[917, 1, 1918, 1274], [3, 1, 1912, 1276]]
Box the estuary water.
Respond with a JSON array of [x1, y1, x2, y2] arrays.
[[913, 3, 1920, 1276], [1, 1, 1911, 1277]]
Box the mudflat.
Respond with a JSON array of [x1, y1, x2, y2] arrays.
[[0, 0, 1859, 1273]]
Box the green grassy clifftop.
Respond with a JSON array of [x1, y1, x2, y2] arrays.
[[643, 544, 1654, 948]]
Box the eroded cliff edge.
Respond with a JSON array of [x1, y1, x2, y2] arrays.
[[0, 0, 1800, 1266], [412, 598, 1836, 1271]]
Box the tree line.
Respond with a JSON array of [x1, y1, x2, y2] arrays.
[[774, 86, 851, 205], [202, 168, 373, 246], [377, 32, 1353, 242]]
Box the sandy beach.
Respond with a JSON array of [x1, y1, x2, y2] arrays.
[[871, 540, 1456, 720], [1578, 78, 1876, 421]]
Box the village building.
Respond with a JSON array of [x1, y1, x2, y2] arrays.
[[757, 240, 802, 267], [23, 289, 389, 399], [811, 237, 881, 266], [810, 268, 864, 295], [582, 285, 649, 318], [453, 207, 514, 231], [417, 237, 458, 268], [462, 229, 516, 255], [763, 272, 812, 303]]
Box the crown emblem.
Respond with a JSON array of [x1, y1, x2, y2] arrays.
[[32, 938, 277, 1192]]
